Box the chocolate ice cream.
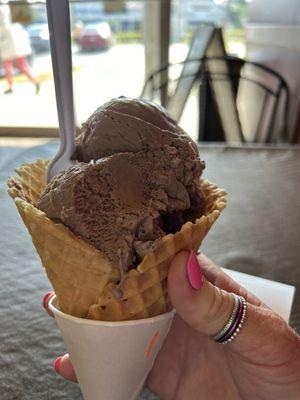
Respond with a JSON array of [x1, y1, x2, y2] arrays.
[[38, 97, 205, 272], [75, 96, 198, 161]]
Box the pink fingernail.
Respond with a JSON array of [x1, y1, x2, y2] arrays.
[[187, 251, 203, 290], [43, 291, 53, 309], [42, 291, 55, 317], [54, 356, 62, 374]]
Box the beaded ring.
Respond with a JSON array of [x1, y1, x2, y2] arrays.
[[212, 294, 247, 345]]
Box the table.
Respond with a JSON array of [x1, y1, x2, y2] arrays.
[[1, 141, 299, 399]]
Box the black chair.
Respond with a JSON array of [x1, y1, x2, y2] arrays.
[[141, 56, 290, 143]]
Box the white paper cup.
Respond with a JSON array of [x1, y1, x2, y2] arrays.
[[49, 296, 175, 400]]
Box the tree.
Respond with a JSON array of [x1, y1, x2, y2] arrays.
[[10, 4, 32, 25], [227, 0, 248, 28]]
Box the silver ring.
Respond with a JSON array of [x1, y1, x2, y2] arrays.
[[222, 297, 247, 344], [212, 293, 239, 341], [211, 295, 247, 344]]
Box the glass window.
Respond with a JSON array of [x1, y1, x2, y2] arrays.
[[0, 0, 250, 139], [168, 0, 249, 138], [0, 0, 146, 132]]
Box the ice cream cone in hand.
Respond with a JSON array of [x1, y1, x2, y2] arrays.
[[8, 97, 227, 321]]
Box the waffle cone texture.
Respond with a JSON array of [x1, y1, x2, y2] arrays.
[[8, 159, 227, 321]]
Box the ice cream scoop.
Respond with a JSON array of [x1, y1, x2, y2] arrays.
[[75, 96, 198, 161], [38, 98, 205, 273]]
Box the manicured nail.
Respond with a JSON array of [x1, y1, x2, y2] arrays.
[[187, 251, 203, 289], [42, 291, 54, 317], [54, 356, 63, 374], [43, 291, 53, 309]]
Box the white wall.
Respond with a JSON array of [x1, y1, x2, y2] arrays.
[[248, 0, 300, 24], [246, 0, 300, 142]]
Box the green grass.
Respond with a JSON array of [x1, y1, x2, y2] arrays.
[[115, 31, 143, 43], [224, 28, 245, 42], [179, 28, 245, 45]]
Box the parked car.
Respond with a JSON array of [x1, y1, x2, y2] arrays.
[[27, 23, 50, 53], [79, 22, 113, 51]]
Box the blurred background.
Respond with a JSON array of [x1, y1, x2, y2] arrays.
[[0, 0, 299, 144], [0, 0, 251, 135]]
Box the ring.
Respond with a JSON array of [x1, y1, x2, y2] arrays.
[[211, 294, 247, 344]]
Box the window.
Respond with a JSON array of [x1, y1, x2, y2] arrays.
[[0, 0, 146, 133], [0, 0, 249, 138]]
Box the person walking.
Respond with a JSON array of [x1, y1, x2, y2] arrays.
[[0, 5, 40, 95]]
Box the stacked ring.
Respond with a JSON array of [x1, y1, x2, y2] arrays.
[[212, 294, 247, 344]]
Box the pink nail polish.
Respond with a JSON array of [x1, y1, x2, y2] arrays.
[[187, 251, 203, 290], [42, 291, 54, 309], [42, 291, 55, 317], [54, 356, 62, 374]]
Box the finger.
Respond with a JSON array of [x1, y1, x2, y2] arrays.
[[54, 354, 77, 383], [198, 254, 262, 307], [168, 251, 298, 366], [42, 291, 55, 318], [168, 251, 236, 336]]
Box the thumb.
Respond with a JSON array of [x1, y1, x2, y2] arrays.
[[168, 251, 235, 337], [168, 251, 298, 366]]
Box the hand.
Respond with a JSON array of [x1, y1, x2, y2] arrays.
[[43, 252, 300, 400]]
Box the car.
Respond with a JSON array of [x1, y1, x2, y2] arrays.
[[79, 22, 113, 51], [27, 23, 50, 53]]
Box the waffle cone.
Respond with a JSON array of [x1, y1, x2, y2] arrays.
[[8, 159, 227, 321]]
